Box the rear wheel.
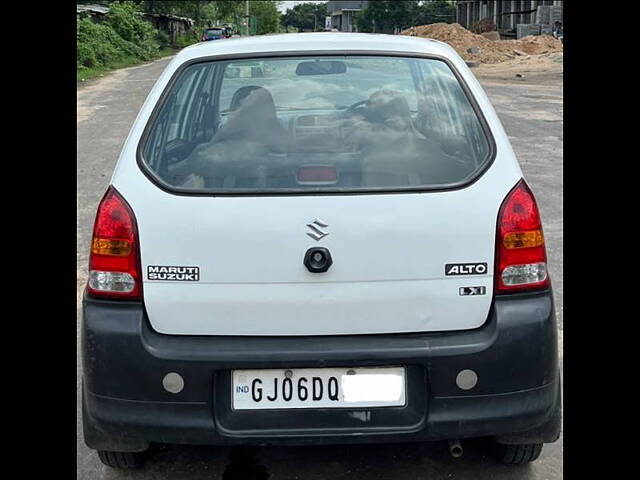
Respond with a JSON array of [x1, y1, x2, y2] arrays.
[[495, 443, 543, 464], [97, 450, 145, 469]]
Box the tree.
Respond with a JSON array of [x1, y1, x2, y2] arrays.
[[81, 1, 251, 33], [413, 0, 456, 26], [282, 2, 328, 32], [214, 0, 245, 22], [142, 1, 182, 14], [356, 0, 455, 33], [356, 1, 417, 34], [250, 1, 281, 35]]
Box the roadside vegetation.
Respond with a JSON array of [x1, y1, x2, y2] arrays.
[[77, 2, 176, 82], [76, 1, 457, 83], [77, 0, 283, 83], [281, 2, 328, 32]]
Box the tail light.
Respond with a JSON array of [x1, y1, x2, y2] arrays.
[[87, 187, 141, 299], [495, 179, 550, 293]]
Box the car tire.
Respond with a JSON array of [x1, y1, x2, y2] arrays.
[[97, 450, 145, 469], [495, 443, 543, 464]]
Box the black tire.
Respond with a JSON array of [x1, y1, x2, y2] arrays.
[[97, 450, 145, 469], [496, 443, 543, 464]]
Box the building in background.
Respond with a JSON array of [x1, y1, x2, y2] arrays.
[[326, 1, 368, 32], [456, 1, 562, 36], [143, 13, 194, 45], [76, 3, 110, 19]]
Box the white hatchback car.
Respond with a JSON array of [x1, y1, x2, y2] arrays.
[[82, 33, 560, 469]]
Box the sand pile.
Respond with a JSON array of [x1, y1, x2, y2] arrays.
[[400, 23, 563, 64]]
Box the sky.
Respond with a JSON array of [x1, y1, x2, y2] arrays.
[[277, 1, 327, 14]]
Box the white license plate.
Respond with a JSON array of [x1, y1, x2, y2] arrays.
[[232, 366, 406, 410]]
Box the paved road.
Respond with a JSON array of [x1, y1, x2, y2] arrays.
[[77, 56, 562, 479]]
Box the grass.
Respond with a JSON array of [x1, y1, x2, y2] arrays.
[[77, 47, 177, 84]]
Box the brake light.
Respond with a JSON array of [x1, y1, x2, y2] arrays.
[[298, 166, 338, 183], [495, 179, 550, 293], [87, 187, 141, 299]]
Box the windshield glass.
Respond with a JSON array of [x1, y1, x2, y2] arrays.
[[141, 55, 491, 193], [205, 29, 223, 36]]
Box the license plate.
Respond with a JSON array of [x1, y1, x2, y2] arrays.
[[232, 366, 406, 410]]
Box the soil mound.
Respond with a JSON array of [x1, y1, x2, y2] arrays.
[[400, 23, 563, 64]]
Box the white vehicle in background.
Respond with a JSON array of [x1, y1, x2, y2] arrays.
[[82, 33, 561, 469]]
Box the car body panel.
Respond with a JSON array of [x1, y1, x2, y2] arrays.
[[110, 33, 523, 336]]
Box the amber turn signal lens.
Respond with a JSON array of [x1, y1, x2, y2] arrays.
[[91, 238, 133, 256], [502, 230, 544, 249]]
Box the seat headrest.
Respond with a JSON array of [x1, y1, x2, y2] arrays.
[[229, 86, 277, 120], [366, 90, 412, 128], [213, 85, 285, 150]]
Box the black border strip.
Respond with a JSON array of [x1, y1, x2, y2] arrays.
[[136, 50, 497, 197]]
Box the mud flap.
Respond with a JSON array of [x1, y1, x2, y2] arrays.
[[495, 373, 561, 445], [82, 383, 150, 453]]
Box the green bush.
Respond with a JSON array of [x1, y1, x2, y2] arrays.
[[77, 1, 163, 75], [76, 41, 97, 69], [105, 1, 158, 59], [175, 32, 199, 49], [77, 18, 132, 69], [155, 29, 171, 49]]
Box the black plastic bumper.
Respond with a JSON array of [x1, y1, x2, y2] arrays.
[[81, 290, 561, 452]]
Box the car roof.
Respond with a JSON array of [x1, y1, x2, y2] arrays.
[[176, 32, 458, 62]]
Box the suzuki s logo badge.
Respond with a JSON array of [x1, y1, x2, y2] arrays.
[[306, 218, 329, 241]]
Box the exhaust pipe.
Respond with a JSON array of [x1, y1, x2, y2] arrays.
[[448, 439, 463, 458]]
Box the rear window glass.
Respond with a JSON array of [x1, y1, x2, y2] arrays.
[[140, 55, 491, 193]]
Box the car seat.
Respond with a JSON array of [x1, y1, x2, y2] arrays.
[[183, 86, 289, 188], [359, 90, 471, 187]]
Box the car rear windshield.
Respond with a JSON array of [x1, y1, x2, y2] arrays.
[[140, 55, 492, 194], [205, 29, 223, 36]]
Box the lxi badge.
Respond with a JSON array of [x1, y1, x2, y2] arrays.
[[459, 286, 486, 296]]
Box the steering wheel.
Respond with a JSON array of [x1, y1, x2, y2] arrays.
[[345, 99, 369, 112]]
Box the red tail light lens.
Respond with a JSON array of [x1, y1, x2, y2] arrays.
[[87, 187, 141, 299], [496, 179, 550, 293]]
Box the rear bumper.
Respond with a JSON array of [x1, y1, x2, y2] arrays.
[[81, 290, 561, 451]]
